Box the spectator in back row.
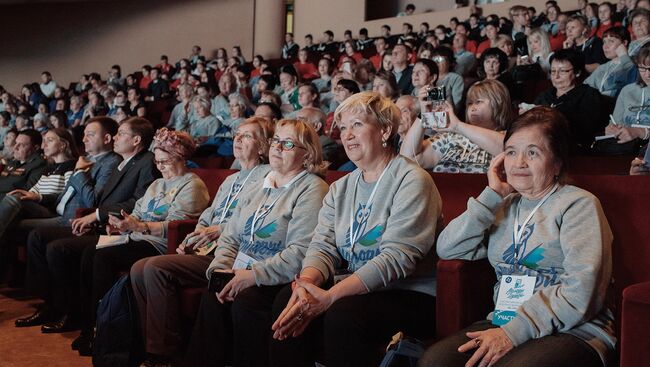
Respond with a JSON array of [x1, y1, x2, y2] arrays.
[[391, 44, 414, 95], [585, 26, 636, 97]]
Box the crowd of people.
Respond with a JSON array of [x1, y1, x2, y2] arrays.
[[0, 0, 648, 366]]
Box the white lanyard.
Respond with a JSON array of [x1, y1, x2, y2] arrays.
[[249, 170, 307, 242], [636, 88, 646, 124], [348, 160, 393, 249], [512, 183, 559, 262], [217, 166, 258, 224]]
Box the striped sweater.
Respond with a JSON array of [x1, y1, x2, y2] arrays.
[[29, 159, 75, 196]]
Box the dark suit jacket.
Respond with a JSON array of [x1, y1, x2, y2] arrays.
[[95, 150, 160, 223], [395, 65, 414, 96], [54, 151, 122, 222], [0, 153, 47, 195]]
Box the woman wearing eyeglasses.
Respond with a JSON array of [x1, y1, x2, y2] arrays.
[[183, 119, 329, 367], [129, 118, 274, 367], [533, 48, 606, 153], [268, 92, 442, 367], [78, 128, 211, 359], [606, 44, 650, 150]]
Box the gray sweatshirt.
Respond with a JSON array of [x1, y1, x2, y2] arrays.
[[302, 155, 442, 296], [130, 172, 210, 253], [195, 165, 271, 231], [207, 171, 329, 286], [437, 185, 616, 365]]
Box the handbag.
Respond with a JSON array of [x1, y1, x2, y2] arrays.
[[378, 332, 426, 367]]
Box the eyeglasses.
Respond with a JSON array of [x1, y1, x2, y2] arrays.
[[154, 158, 175, 166], [638, 65, 650, 73], [549, 68, 574, 76], [234, 132, 255, 140], [269, 137, 305, 151]]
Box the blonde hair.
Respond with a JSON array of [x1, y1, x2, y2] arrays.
[[527, 28, 552, 59], [333, 91, 400, 147], [238, 117, 275, 163], [275, 119, 328, 177], [466, 79, 515, 131]]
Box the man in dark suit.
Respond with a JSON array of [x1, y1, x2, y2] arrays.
[[392, 44, 415, 95], [0, 129, 46, 198], [16, 118, 159, 344]]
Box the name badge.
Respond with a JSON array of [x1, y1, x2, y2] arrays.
[[232, 251, 257, 270], [492, 275, 536, 326]]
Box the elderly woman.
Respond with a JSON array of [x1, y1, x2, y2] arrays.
[[431, 47, 464, 111], [268, 91, 442, 367], [534, 49, 606, 152], [606, 44, 650, 150], [189, 95, 221, 145], [372, 70, 400, 101], [411, 58, 439, 97], [183, 119, 329, 367], [79, 128, 210, 356], [167, 83, 195, 132], [130, 118, 275, 366], [223, 93, 248, 134], [628, 8, 650, 57], [402, 79, 515, 173], [418, 107, 615, 367]]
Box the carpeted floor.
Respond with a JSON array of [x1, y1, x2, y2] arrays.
[[0, 286, 92, 367]]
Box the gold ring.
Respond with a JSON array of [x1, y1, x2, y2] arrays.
[[297, 312, 303, 321], [474, 338, 481, 346]]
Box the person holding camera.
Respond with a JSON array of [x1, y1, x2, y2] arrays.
[[183, 119, 329, 367], [129, 118, 274, 366], [401, 79, 514, 174], [267, 92, 442, 367], [418, 107, 615, 367]]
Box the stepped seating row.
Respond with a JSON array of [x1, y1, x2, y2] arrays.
[[161, 168, 649, 367]]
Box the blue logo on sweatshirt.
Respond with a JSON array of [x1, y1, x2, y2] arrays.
[[142, 192, 170, 220], [341, 203, 385, 270]]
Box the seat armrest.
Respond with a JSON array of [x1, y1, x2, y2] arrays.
[[436, 259, 496, 338], [620, 281, 650, 367], [167, 219, 199, 254]]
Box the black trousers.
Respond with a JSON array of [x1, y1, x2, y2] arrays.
[[184, 285, 286, 367], [78, 239, 159, 334], [26, 225, 76, 313], [417, 320, 604, 367], [269, 285, 437, 367]]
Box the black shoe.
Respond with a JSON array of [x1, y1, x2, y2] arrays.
[[41, 314, 79, 333], [75, 334, 93, 357], [15, 307, 58, 327]]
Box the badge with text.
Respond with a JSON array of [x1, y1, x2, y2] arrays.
[[232, 251, 257, 270], [492, 275, 536, 326]]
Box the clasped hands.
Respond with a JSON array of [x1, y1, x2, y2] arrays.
[[176, 225, 221, 254], [271, 278, 332, 340]]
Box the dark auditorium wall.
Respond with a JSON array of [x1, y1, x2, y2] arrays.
[[0, 0, 255, 93], [294, 0, 576, 46]]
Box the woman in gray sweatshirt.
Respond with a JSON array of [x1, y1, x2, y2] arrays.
[[130, 118, 274, 366], [419, 107, 615, 367], [183, 119, 329, 367], [270, 92, 443, 367]]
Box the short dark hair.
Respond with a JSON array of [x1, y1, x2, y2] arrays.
[[504, 106, 570, 181], [603, 26, 631, 44], [550, 48, 585, 77], [479, 48, 510, 77], [258, 74, 278, 90], [359, 28, 368, 36], [344, 29, 352, 36], [406, 3, 415, 11], [122, 117, 155, 149], [421, 22, 430, 28], [403, 22, 413, 31], [324, 30, 334, 38], [87, 116, 119, 138], [337, 79, 361, 94], [17, 129, 42, 147], [415, 58, 439, 78], [305, 34, 313, 39], [257, 102, 283, 120], [382, 24, 392, 31]]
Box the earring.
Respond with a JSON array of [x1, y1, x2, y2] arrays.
[[382, 140, 387, 148], [303, 160, 309, 168]]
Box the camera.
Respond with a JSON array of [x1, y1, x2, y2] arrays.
[[426, 86, 446, 101]]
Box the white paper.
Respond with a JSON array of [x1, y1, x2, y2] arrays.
[[96, 234, 129, 249]]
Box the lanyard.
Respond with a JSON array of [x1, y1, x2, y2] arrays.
[[348, 160, 393, 250], [512, 183, 559, 262], [217, 166, 258, 224], [637, 88, 646, 124], [249, 170, 307, 242]]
